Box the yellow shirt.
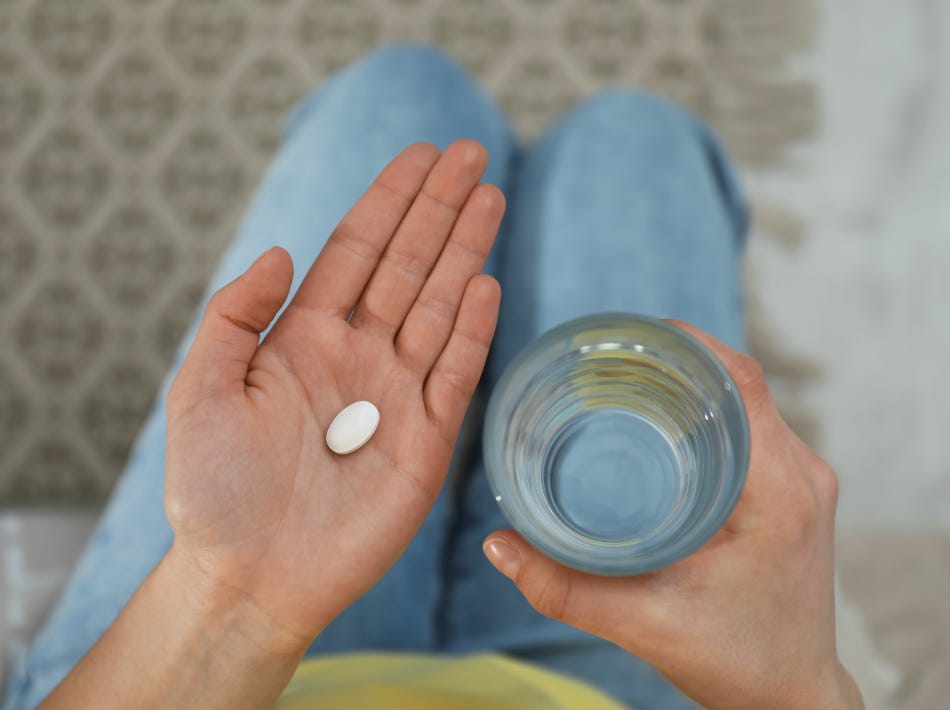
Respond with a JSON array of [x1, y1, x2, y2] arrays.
[[276, 652, 629, 710]]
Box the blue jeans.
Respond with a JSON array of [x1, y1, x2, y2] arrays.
[[4, 43, 746, 710]]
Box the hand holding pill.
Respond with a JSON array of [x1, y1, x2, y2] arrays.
[[163, 140, 505, 644]]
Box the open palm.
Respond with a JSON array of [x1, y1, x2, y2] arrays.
[[164, 141, 504, 644]]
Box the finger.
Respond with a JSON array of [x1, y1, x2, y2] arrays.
[[665, 319, 814, 527], [396, 183, 505, 374], [289, 142, 441, 317], [350, 139, 489, 336], [178, 247, 293, 395], [423, 274, 500, 434], [665, 319, 776, 419], [482, 531, 658, 652]]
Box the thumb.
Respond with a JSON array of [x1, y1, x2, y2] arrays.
[[482, 531, 648, 637], [484, 531, 697, 677], [178, 247, 293, 395]]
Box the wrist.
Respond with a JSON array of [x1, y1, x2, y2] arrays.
[[782, 661, 864, 710], [162, 543, 313, 662], [829, 662, 865, 710], [152, 545, 310, 704], [41, 545, 310, 709]]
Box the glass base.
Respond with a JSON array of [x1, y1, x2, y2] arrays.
[[545, 408, 682, 543]]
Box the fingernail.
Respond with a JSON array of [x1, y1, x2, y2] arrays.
[[483, 538, 522, 578]]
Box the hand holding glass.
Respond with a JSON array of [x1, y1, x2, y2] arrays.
[[483, 313, 750, 575]]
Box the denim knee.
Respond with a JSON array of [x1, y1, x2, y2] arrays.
[[285, 42, 493, 142], [349, 42, 470, 88], [548, 89, 748, 242], [567, 89, 697, 136]]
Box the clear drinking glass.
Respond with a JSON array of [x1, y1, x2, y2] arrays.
[[483, 313, 750, 575]]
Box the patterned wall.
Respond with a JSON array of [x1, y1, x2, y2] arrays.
[[0, 0, 814, 502]]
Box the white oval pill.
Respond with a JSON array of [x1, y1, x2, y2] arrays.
[[326, 401, 380, 455]]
